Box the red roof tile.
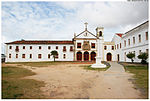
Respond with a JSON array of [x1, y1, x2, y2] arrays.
[[116, 33, 123, 37], [6, 40, 74, 44]]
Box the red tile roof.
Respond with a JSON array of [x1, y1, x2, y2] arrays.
[[6, 40, 74, 44], [116, 33, 123, 37]]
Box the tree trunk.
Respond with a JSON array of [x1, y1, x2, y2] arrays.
[[54, 56, 55, 62]]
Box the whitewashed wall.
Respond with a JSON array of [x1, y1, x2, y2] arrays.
[[122, 23, 148, 62], [112, 21, 148, 62], [6, 44, 74, 62]]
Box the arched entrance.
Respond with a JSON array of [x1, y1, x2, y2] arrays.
[[84, 51, 89, 61], [91, 51, 96, 61], [77, 52, 82, 61], [107, 53, 112, 61]]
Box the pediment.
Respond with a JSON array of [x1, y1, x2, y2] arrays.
[[75, 30, 97, 39]]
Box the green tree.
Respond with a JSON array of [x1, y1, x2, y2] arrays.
[[51, 50, 58, 62], [138, 52, 148, 64], [126, 52, 135, 63]]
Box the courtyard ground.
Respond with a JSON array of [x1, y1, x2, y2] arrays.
[[2, 61, 147, 99]]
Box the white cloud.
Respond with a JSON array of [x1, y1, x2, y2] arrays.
[[1, 1, 148, 53]]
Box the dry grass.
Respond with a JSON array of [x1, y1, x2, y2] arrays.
[[120, 62, 148, 99]]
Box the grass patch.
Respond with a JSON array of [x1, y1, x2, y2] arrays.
[[6, 61, 63, 67], [6, 61, 79, 67], [120, 63, 148, 99], [2, 66, 45, 99], [83, 61, 110, 71]]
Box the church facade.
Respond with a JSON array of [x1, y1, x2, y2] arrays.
[[5, 21, 148, 63]]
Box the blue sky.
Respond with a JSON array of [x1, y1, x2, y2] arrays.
[[1, 1, 148, 53]]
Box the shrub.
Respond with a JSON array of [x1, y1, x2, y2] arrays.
[[138, 52, 148, 64], [126, 52, 135, 63]]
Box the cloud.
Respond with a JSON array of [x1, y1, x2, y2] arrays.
[[1, 1, 148, 53]]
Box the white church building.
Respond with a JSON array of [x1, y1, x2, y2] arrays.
[[5, 21, 148, 63]]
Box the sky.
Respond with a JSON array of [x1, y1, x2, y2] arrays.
[[1, 1, 148, 54]]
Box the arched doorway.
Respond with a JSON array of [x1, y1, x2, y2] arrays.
[[91, 51, 96, 61], [107, 53, 112, 61], [84, 51, 89, 61], [77, 52, 82, 61]]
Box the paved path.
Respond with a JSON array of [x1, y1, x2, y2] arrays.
[[106, 61, 125, 73]]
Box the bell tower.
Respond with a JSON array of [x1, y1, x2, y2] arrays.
[[96, 27, 104, 39]]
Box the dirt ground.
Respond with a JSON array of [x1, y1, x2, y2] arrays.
[[3, 63, 142, 99]]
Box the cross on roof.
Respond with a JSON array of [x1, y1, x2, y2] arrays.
[[84, 22, 88, 30]]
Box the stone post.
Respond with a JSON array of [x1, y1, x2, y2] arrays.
[[91, 37, 106, 68]]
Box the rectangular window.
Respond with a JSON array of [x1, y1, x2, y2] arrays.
[[48, 46, 51, 50], [139, 34, 141, 43], [56, 46, 58, 49], [30, 46, 32, 49], [77, 43, 81, 48], [63, 46, 66, 52], [120, 43, 121, 48], [30, 54, 32, 58], [38, 54, 42, 59], [16, 54, 18, 58], [133, 37, 135, 44], [112, 46, 114, 50], [115, 45, 116, 49], [117, 44, 119, 49], [128, 39, 130, 46], [9, 54, 11, 58], [124, 40, 126, 47], [91, 43, 95, 48], [23, 46, 25, 49], [22, 54, 25, 58], [146, 32, 148, 40], [63, 54, 66, 59], [139, 50, 141, 54], [146, 49, 148, 54], [39, 46, 41, 49], [70, 46, 73, 51], [15, 46, 19, 52], [9, 46, 12, 49], [48, 54, 50, 59], [104, 46, 107, 50]]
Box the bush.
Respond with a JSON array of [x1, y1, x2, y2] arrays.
[[126, 52, 135, 63], [138, 52, 148, 64]]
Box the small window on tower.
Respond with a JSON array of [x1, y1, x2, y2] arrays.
[[39, 46, 41, 49], [56, 46, 58, 49], [99, 31, 102, 37]]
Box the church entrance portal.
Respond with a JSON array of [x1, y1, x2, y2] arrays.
[[107, 53, 112, 61], [91, 51, 96, 61], [84, 51, 89, 61], [77, 52, 82, 61]]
